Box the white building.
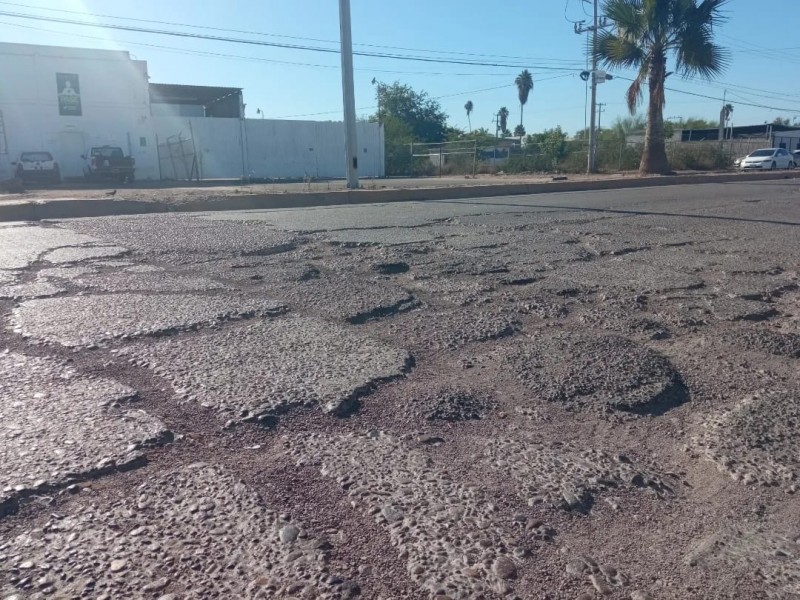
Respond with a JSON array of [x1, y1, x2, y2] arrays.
[[0, 43, 158, 179], [0, 42, 384, 181]]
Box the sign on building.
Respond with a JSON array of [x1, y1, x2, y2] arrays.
[[56, 73, 82, 116]]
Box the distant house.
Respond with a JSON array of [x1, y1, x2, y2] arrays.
[[773, 130, 800, 151], [678, 123, 798, 143]]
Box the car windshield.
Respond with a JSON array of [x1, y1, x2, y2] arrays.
[[748, 150, 774, 157], [20, 152, 53, 162], [91, 147, 124, 158]]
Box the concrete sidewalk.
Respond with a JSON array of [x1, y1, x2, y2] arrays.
[[0, 169, 795, 222]]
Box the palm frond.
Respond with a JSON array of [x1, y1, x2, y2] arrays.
[[626, 67, 647, 115], [602, 0, 645, 38], [595, 30, 646, 69], [675, 23, 730, 79]]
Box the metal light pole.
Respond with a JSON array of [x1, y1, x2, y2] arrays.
[[339, 0, 359, 189], [587, 0, 599, 173]]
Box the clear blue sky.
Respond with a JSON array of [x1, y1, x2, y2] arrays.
[[1, 0, 798, 135]]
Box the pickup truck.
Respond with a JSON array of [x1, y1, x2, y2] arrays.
[[82, 146, 135, 183]]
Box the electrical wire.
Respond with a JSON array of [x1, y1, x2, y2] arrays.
[[0, 19, 525, 78], [613, 74, 800, 114], [274, 74, 574, 119], [0, 1, 584, 66]]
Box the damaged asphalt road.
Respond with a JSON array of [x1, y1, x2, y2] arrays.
[[1, 179, 799, 599]]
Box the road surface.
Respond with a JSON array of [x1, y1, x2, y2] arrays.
[[1, 180, 799, 599]]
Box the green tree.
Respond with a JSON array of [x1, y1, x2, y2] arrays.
[[773, 116, 792, 126], [464, 100, 474, 133], [498, 107, 510, 136], [373, 81, 448, 143], [596, 0, 729, 174], [525, 126, 568, 169], [515, 69, 534, 134], [514, 124, 526, 138]]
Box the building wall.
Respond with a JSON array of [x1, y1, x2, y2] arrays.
[[773, 131, 800, 151], [0, 43, 159, 179], [153, 116, 384, 180]]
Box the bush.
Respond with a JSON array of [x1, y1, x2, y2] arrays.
[[667, 143, 731, 170]]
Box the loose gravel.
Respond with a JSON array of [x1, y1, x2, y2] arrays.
[[0, 352, 169, 512], [0, 463, 351, 599]]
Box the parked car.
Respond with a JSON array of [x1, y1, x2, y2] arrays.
[[793, 149, 800, 165], [12, 151, 61, 183], [82, 146, 135, 183], [738, 148, 795, 170]]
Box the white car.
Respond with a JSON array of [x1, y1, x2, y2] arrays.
[[13, 151, 61, 183], [738, 148, 795, 171]]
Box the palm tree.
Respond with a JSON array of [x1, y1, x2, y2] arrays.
[[595, 0, 729, 174], [498, 107, 510, 137], [515, 69, 534, 133], [464, 100, 474, 133]]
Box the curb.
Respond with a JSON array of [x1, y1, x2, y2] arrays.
[[0, 171, 795, 222]]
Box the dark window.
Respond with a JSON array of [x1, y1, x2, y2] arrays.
[[20, 152, 53, 162]]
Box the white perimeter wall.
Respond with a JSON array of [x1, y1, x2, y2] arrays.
[[153, 116, 384, 180], [0, 43, 159, 180]]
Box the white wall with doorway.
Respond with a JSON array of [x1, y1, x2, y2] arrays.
[[0, 43, 159, 180]]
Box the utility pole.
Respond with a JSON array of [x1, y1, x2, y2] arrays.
[[575, 0, 600, 173], [718, 89, 727, 149], [588, 0, 599, 173], [597, 102, 606, 134], [338, 0, 359, 189]]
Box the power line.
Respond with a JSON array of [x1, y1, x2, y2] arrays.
[[0, 9, 581, 70], [275, 74, 574, 119], [0, 2, 584, 67], [0, 19, 526, 78], [613, 74, 800, 114]]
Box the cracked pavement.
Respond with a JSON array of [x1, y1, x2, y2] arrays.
[[1, 180, 799, 599]]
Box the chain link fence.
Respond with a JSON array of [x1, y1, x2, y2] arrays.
[[387, 138, 774, 177]]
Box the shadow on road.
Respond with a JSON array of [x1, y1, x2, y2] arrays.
[[429, 199, 800, 228]]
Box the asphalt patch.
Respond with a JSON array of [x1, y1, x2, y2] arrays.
[[0, 352, 169, 516], [123, 316, 411, 422], [511, 334, 688, 414], [11, 293, 287, 347]]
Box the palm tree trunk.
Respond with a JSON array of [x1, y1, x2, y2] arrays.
[[640, 52, 671, 175], [468, 115, 472, 133]]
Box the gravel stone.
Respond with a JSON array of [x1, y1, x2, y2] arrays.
[[686, 528, 800, 598], [273, 276, 421, 324], [74, 271, 227, 293], [0, 464, 347, 598], [511, 334, 687, 413], [736, 328, 800, 358], [292, 431, 517, 597], [693, 390, 800, 487], [405, 385, 494, 422], [0, 352, 169, 512], [383, 309, 521, 351], [11, 293, 287, 347], [484, 437, 675, 512]]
